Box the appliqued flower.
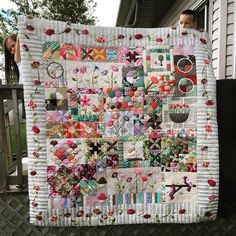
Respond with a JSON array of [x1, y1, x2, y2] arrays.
[[64, 27, 71, 33], [36, 215, 43, 221], [76, 210, 84, 217], [32, 126, 40, 133], [96, 37, 105, 43], [79, 95, 91, 106], [33, 79, 41, 85], [206, 100, 214, 106], [208, 179, 216, 186], [28, 101, 37, 109], [150, 76, 158, 84], [80, 66, 87, 74], [32, 201, 38, 207], [81, 29, 89, 35], [26, 25, 34, 31], [45, 29, 55, 35], [32, 151, 39, 158], [179, 209, 186, 214], [200, 38, 207, 44], [22, 44, 29, 51], [143, 214, 151, 219], [111, 65, 119, 72], [30, 170, 37, 176], [202, 162, 209, 167], [205, 211, 213, 217], [33, 185, 40, 191], [134, 170, 141, 175], [117, 34, 125, 39], [205, 124, 212, 133], [209, 195, 217, 201], [107, 120, 114, 127], [134, 34, 143, 39], [156, 37, 163, 42], [50, 215, 59, 222], [127, 209, 135, 214], [141, 175, 148, 181]]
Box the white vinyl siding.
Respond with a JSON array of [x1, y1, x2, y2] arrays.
[[226, 0, 234, 79], [211, 0, 220, 78]]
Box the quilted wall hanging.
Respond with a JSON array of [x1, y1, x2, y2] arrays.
[[18, 15, 219, 226]]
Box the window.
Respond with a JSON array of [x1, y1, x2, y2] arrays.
[[195, 1, 209, 31]]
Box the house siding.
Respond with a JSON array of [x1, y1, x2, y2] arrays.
[[212, 0, 220, 78], [157, 0, 235, 80], [226, 0, 234, 79]]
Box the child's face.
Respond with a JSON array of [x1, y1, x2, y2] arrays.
[[179, 14, 196, 29], [6, 37, 16, 55]]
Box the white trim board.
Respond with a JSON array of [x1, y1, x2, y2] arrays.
[[208, 0, 214, 40], [191, 0, 209, 10], [217, 0, 227, 79]]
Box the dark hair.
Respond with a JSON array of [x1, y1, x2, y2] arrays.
[[3, 34, 20, 84], [181, 9, 196, 22]]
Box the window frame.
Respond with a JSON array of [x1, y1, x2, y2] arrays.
[[192, 0, 210, 32]]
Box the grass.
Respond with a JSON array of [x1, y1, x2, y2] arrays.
[[9, 122, 27, 155]]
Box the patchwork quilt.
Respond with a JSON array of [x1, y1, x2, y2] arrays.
[[19, 16, 219, 226]]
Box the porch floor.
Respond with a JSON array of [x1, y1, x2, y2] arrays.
[[0, 192, 235, 236]]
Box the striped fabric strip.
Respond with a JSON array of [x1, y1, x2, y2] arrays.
[[133, 193, 136, 204], [51, 41, 60, 53], [64, 198, 68, 208], [138, 193, 143, 203], [117, 194, 121, 205], [125, 193, 129, 204], [145, 192, 151, 203]]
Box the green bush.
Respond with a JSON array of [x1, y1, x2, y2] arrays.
[[10, 122, 27, 156]]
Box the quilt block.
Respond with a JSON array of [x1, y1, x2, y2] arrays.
[[19, 16, 219, 226]]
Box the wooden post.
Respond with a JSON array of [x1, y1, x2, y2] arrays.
[[0, 80, 8, 192], [11, 88, 23, 186], [3, 100, 17, 173], [5, 112, 14, 173]]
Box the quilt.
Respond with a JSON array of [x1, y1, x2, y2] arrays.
[[18, 15, 219, 226]]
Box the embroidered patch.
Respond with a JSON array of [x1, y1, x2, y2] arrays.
[[66, 62, 123, 89], [107, 167, 162, 194], [143, 47, 174, 74]]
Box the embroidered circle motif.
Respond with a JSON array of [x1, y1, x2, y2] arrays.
[[178, 78, 194, 94], [177, 57, 193, 73], [47, 62, 64, 79]]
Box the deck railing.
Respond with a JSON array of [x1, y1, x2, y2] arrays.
[[0, 80, 28, 193]]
